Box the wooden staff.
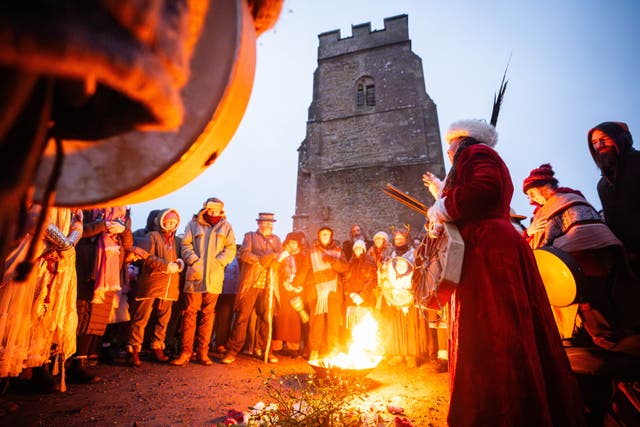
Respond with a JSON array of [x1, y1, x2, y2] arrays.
[[383, 183, 430, 216]]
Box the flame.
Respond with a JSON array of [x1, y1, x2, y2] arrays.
[[316, 310, 383, 370]]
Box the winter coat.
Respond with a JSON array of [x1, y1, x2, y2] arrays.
[[441, 143, 585, 427], [235, 231, 282, 308], [181, 209, 236, 294], [135, 209, 183, 300], [589, 132, 640, 257], [344, 253, 377, 307]]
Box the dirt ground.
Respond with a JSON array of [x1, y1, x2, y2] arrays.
[[0, 352, 450, 427]]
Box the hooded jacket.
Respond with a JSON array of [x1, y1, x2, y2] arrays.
[[135, 208, 182, 300], [588, 122, 640, 253], [181, 207, 236, 294]]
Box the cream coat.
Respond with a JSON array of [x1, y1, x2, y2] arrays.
[[181, 210, 236, 294]]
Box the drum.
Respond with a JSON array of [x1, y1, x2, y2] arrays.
[[533, 247, 585, 307], [380, 257, 415, 309], [414, 222, 464, 311], [33, 0, 258, 207]]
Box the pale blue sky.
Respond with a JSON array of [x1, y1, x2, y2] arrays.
[[130, 0, 640, 239]]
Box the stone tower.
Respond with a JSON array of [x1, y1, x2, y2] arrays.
[[293, 15, 445, 242]]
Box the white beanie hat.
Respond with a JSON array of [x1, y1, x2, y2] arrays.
[[445, 119, 498, 147], [352, 239, 367, 252], [373, 231, 389, 242]]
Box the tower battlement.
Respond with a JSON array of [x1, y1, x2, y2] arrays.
[[318, 14, 409, 60]]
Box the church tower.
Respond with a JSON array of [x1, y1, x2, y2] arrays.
[[293, 15, 445, 241]]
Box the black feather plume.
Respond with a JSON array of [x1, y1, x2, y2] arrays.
[[490, 59, 510, 127]]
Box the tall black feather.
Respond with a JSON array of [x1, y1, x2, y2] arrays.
[[490, 61, 510, 127]]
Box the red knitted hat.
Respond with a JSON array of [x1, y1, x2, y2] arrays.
[[522, 164, 558, 193]]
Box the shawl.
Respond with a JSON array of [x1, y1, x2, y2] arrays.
[[310, 247, 340, 314], [531, 192, 621, 252], [92, 207, 127, 304]]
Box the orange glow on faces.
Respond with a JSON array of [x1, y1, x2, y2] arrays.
[[590, 129, 618, 154]]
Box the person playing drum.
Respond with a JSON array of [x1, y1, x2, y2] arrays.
[[378, 229, 426, 369], [523, 163, 640, 353], [424, 119, 585, 426]]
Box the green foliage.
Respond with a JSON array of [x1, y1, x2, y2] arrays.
[[245, 368, 369, 427]]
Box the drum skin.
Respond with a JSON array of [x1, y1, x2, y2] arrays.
[[380, 257, 415, 309], [534, 247, 585, 307], [34, 0, 257, 207]]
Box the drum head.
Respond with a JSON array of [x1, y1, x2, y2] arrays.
[[380, 257, 415, 308], [534, 247, 584, 307], [34, 0, 257, 207]]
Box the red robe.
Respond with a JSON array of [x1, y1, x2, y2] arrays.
[[443, 144, 585, 426]]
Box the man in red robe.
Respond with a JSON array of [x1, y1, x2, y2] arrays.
[[423, 119, 585, 426]]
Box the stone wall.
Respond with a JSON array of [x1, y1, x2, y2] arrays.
[[294, 15, 446, 243]]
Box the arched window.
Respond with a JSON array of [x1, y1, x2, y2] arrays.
[[355, 76, 375, 108]]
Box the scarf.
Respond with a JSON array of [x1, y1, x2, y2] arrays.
[[92, 207, 126, 304], [310, 246, 340, 314]]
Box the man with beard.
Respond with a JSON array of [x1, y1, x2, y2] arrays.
[[588, 122, 640, 278], [221, 213, 282, 364], [291, 226, 349, 360]]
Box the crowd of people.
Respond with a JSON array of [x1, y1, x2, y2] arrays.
[[1, 119, 639, 426]]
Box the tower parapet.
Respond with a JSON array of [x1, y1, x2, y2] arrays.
[[318, 15, 409, 60]]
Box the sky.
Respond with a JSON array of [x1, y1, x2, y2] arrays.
[[129, 0, 640, 240]]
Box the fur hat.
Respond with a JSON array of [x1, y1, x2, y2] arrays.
[[445, 119, 498, 148], [256, 212, 276, 222], [373, 231, 390, 242], [522, 163, 558, 193], [352, 239, 367, 252]]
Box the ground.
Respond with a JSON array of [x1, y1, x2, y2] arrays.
[[0, 352, 450, 427]]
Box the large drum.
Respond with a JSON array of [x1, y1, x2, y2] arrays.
[[380, 256, 415, 309], [533, 247, 586, 307], [31, 0, 259, 207]]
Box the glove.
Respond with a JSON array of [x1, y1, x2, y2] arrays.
[[422, 171, 443, 199], [259, 253, 277, 267], [167, 262, 181, 274], [321, 254, 336, 264], [106, 220, 126, 234], [129, 246, 150, 261], [350, 292, 364, 306]]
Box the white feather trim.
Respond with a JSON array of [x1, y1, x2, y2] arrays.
[[445, 119, 498, 147]]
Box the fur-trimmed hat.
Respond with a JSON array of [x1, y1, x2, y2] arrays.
[[522, 163, 558, 193], [373, 231, 390, 242], [445, 119, 498, 147], [159, 208, 180, 232], [256, 212, 276, 222]]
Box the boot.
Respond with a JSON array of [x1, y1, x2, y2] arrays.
[[170, 352, 191, 366], [196, 351, 213, 366], [152, 348, 169, 363], [127, 349, 142, 367], [30, 364, 57, 393], [67, 357, 100, 384]]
